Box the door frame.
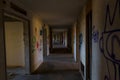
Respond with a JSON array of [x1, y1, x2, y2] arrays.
[[0, 9, 7, 80], [43, 25, 48, 56], [85, 0, 92, 79], [3, 10, 32, 76]]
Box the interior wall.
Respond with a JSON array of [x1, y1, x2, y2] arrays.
[[5, 22, 25, 67], [79, 7, 87, 80], [92, 0, 120, 80], [30, 15, 43, 72], [91, 0, 106, 79], [7, 0, 44, 72], [77, 0, 120, 80], [64, 31, 67, 47], [1, 0, 42, 75], [76, 20, 80, 63], [72, 23, 77, 62], [46, 25, 50, 56], [43, 24, 49, 56]]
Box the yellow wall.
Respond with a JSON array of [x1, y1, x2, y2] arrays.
[[5, 22, 25, 67], [1, 0, 45, 74], [30, 15, 43, 72]]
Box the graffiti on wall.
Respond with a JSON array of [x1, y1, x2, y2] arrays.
[[32, 36, 36, 54], [32, 27, 41, 54], [99, 0, 120, 80], [92, 26, 99, 43], [79, 33, 83, 49]]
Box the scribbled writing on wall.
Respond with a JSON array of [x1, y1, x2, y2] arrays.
[[92, 26, 99, 43], [32, 36, 36, 54], [32, 37, 40, 54], [32, 27, 40, 54], [79, 33, 83, 49], [99, 0, 120, 80]]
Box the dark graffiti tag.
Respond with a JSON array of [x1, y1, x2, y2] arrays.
[[79, 33, 83, 49], [92, 26, 99, 43], [99, 0, 120, 80]]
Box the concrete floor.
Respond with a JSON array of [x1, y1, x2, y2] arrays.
[[13, 71, 82, 80], [8, 54, 81, 80], [7, 67, 25, 80], [44, 54, 74, 62], [35, 54, 78, 73]]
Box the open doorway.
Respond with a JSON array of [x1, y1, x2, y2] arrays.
[[86, 11, 92, 80], [4, 13, 31, 80], [43, 27, 48, 56]]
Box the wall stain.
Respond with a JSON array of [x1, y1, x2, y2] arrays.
[[99, 0, 120, 80]]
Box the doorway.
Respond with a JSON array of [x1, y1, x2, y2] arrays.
[[4, 13, 31, 80], [43, 27, 48, 56], [86, 11, 92, 80]]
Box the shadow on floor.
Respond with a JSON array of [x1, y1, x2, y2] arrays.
[[33, 61, 79, 74], [34, 54, 78, 74], [9, 54, 81, 80], [13, 71, 82, 80]]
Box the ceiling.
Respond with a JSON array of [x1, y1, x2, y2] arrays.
[[18, 0, 87, 26]]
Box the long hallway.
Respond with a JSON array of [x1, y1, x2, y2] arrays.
[[0, 0, 120, 80]]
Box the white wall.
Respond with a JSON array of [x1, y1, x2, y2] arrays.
[[79, 7, 87, 80], [72, 23, 77, 62], [5, 22, 25, 67], [45, 25, 50, 56], [92, 0, 120, 80], [77, 0, 120, 80]]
